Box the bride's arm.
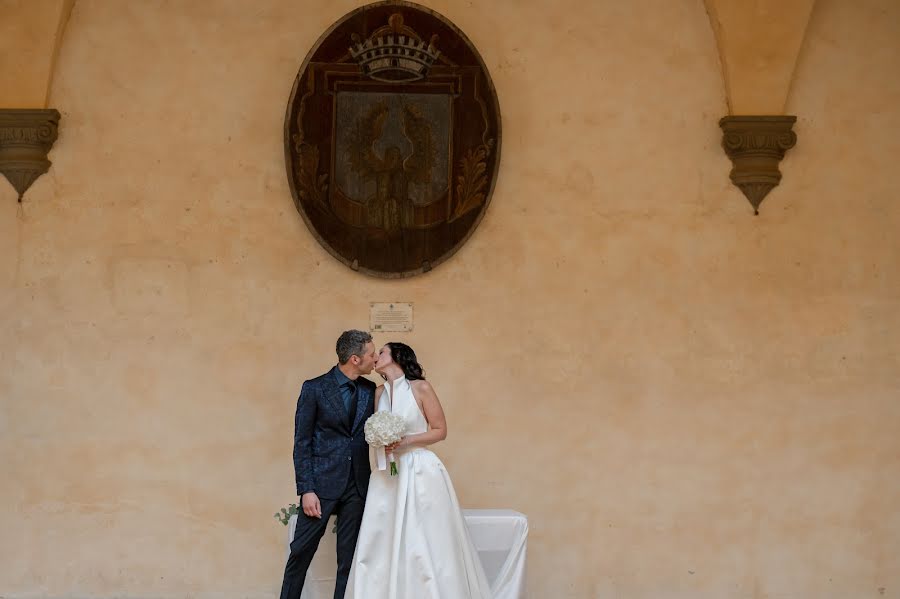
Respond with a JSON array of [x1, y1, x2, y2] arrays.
[[392, 380, 447, 449]]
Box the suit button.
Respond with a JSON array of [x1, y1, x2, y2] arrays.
[[347, 457, 351, 461]]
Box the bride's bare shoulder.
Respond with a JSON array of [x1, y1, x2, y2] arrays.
[[410, 379, 435, 393]]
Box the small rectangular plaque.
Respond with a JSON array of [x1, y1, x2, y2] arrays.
[[370, 302, 413, 332]]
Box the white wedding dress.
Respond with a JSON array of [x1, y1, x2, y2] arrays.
[[344, 376, 492, 599]]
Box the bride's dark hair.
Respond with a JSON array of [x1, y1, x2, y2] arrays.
[[386, 342, 425, 380]]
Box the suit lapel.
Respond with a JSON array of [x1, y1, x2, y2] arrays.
[[351, 384, 370, 433], [324, 371, 350, 432]]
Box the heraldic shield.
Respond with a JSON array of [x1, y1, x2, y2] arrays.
[[284, 2, 501, 278]]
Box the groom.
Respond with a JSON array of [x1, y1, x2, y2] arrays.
[[280, 330, 377, 599]]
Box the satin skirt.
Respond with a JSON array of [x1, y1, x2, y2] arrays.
[[344, 447, 492, 599]]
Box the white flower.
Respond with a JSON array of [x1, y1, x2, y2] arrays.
[[364, 410, 406, 447]]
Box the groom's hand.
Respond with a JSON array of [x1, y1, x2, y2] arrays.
[[301, 492, 322, 519]]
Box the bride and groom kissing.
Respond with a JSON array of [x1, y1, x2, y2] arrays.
[[279, 330, 492, 599]]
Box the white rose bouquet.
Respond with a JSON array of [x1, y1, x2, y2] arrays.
[[364, 410, 406, 475]]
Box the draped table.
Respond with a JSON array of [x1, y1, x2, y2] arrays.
[[287, 509, 528, 598]]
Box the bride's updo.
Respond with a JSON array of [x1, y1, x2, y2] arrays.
[[386, 342, 425, 380]]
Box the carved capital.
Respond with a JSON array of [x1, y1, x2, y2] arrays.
[[719, 115, 796, 214], [0, 108, 61, 202]]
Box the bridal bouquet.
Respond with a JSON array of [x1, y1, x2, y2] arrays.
[[364, 410, 405, 475]]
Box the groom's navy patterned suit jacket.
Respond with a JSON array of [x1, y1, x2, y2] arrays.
[[293, 366, 376, 500]]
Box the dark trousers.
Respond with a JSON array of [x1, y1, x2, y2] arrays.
[[279, 476, 365, 599]]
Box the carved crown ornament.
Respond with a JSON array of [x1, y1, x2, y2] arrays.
[[0, 109, 60, 202], [284, 1, 501, 278], [349, 13, 441, 82], [719, 115, 797, 214]]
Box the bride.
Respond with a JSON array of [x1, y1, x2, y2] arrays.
[[344, 342, 492, 598]]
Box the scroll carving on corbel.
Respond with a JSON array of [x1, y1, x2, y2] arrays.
[[719, 115, 796, 214], [0, 109, 61, 202]]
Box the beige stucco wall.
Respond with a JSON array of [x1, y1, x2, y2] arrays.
[[704, 0, 815, 114], [1, 0, 898, 597], [0, 0, 73, 108]]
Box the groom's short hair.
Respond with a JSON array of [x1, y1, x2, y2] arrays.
[[336, 329, 373, 364]]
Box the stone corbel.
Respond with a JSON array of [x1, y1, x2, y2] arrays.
[[719, 115, 796, 214], [0, 108, 61, 202]]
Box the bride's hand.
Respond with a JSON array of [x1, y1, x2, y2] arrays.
[[385, 437, 407, 452]]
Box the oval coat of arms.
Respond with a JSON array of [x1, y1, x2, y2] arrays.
[[285, 1, 501, 278]]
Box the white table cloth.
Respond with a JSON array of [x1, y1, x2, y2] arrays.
[[288, 508, 528, 599]]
